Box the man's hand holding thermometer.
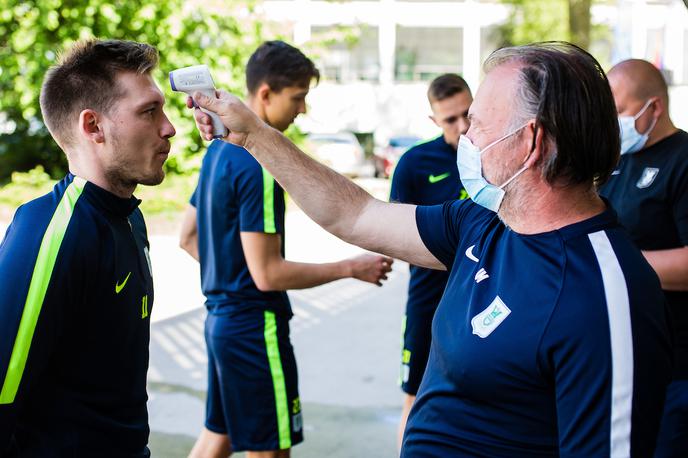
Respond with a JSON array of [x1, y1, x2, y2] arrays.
[[169, 65, 228, 139]]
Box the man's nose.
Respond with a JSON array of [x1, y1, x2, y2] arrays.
[[161, 112, 176, 138], [458, 117, 470, 135]]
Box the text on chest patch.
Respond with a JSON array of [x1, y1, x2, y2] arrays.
[[471, 296, 511, 338]]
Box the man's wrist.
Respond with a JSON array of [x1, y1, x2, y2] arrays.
[[343, 259, 354, 279], [244, 122, 276, 153]]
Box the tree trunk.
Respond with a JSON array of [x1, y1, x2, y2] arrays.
[[569, 0, 592, 50]]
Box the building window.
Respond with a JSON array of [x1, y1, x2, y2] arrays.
[[310, 25, 380, 83], [395, 26, 463, 81], [480, 26, 502, 70]]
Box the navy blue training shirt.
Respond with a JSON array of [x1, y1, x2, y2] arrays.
[[191, 140, 290, 316], [0, 174, 153, 456], [390, 135, 467, 313], [599, 130, 688, 380], [402, 199, 672, 457]]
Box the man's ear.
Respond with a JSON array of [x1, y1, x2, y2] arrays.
[[78, 109, 105, 144], [524, 122, 544, 167], [256, 83, 272, 106], [650, 96, 666, 119]]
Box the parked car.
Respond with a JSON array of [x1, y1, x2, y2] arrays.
[[306, 132, 370, 177], [373, 136, 421, 178]]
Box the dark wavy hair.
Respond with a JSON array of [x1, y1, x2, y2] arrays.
[[246, 40, 320, 95], [484, 42, 619, 187]]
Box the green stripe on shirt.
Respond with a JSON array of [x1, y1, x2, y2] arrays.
[[262, 167, 276, 234], [0, 176, 85, 404]]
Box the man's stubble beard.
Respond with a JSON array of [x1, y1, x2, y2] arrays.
[[106, 133, 166, 192]]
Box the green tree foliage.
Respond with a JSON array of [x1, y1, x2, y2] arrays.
[[500, 0, 571, 46], [498, 1, 612, 68], [569, 0, 592, 50], [0, 0, 263, 181]]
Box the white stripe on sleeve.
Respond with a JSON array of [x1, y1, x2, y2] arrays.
[[588, 230, 633, 458]]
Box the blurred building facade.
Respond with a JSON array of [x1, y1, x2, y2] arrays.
[[259, 0, 688, 141]]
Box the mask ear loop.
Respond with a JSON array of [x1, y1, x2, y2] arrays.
[[633, 99, 653, 120], [640, 100, 658, 137], [498, 123, 538, 190]]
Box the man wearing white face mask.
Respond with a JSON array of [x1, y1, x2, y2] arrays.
[[599, 58, 688, 458], [187, 42, 672, 457]]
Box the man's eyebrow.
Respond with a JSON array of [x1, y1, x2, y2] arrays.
[[135, 99, 163, 110], [467, 113, 478, 124]]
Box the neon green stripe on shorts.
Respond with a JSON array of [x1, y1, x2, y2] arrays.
[[264, 310, 291, 449]]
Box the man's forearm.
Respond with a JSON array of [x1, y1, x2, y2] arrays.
[[180, 234, 200, 262], [243, 125, 374, 245], [643, 247, 688, 291], [256, 258, 352, 292]]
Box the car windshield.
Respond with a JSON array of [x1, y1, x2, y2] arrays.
[[390, 137, 419, 147]]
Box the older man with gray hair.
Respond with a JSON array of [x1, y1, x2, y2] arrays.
[[189, 42, 672, 457]]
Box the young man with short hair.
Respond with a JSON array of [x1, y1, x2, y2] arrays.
[[390, 73, 473, 446], [0, 39, 176, 456], [179, 41, 392, 458]]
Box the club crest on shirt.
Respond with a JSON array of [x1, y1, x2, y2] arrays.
[[471, 296, 511, 338], [636, 167, 659, 189]]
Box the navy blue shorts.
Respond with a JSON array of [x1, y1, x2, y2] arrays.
[[655, 379, 688, 457], [399, 305, 436, 395], [204, 309, 303, 452]]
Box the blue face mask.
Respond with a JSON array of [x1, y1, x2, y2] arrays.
[[456, 124, 530, 213], [619, 100, 656, 155]]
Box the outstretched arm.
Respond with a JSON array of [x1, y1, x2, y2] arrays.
[[241, 232, 393, 291], [189, 91, 444, 270]]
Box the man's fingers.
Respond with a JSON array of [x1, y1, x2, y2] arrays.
[[193, 90, 223, 114], [193, 108, 211, 125]]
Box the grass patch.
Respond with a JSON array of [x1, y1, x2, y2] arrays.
[[0, 167, 199, 232]]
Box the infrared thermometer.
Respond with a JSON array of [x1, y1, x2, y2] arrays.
[[169, 64, 228, 139]]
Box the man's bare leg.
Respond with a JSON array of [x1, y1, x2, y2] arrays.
[[398, 393, 416, 451], [188, 428, 232, 458]]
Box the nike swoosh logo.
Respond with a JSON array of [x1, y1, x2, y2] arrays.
[[465, 245, 479, 262], [428, 172, 451, 184], [115, 272, 131, 294]]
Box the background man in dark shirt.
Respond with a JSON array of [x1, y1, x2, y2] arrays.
[[600, 58, 688, 457], [389, 73, 472, 447]]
